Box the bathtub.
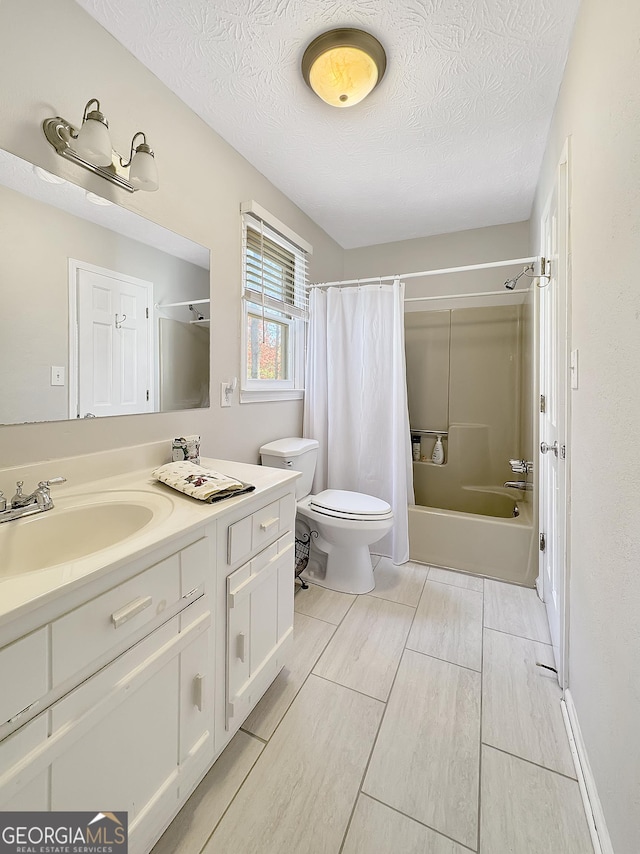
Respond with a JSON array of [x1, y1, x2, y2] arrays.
[[409, 464, 536, 585]]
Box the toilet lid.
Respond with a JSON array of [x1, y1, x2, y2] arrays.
[[310, 489, 391, 517]]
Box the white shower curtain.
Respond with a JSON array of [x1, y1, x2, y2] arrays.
[[303, 278, 414, 564]]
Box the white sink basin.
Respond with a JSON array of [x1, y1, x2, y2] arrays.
[[0, 490, 174, 576]]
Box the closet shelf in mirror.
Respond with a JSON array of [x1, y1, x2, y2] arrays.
[[156, 298, 210, 324], [155, 299, 210, 309]]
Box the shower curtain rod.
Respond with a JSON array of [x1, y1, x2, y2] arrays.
[[309, 256, 539, 289], [405, 288, 532, 303]]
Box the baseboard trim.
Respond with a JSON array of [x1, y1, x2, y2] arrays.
[[561, 689, 614, 854]]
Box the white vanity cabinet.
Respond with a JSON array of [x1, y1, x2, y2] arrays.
[[0, 469, 297, 854], [0, 531, 215, 854]]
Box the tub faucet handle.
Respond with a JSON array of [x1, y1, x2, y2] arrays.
[[509, 459, 533, 475]]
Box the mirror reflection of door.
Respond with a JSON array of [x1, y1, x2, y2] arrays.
[[71, 260, 153, 418]]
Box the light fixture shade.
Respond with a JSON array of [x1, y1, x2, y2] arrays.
[[75, 117, 113, 167], [302, 29, 386, 108], [129, 149, 159, 191]]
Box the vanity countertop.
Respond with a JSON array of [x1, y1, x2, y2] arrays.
[[0, 457, 298, 630]]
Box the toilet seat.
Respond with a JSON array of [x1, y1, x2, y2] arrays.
[[309, 489, 392, 521]]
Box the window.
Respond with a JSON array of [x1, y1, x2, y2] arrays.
[[241, 204, 311, 401]]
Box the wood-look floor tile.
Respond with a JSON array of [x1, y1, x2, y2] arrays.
[[369, 557, 429, 606], [313, 595, 415, 700], [205, 676, 384, 854], [342, 794, 471, 854], [151, 731, 263, 854], [484, 579, 551, 643], [294, 582, 356, 625], [428, 565, 484, 592], [482, 629, 575, 777], [364, 650, 481, 850], [407, 581, 483, 671], [480, 746, 592, 854], [242, 612, 335, 740]]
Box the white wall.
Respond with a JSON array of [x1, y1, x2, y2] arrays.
[[0, 0, 343, 468], [343, 221, 530, 305], [532, 1, 640, 851]]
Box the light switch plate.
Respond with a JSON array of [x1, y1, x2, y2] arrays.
[[570, 349, 579, 389], [220, 381, 231, 407], [51, 366, 65, 386]]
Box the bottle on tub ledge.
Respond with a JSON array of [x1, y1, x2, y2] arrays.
[[412, 434, 421, 462], [431, 434, 445, 465]]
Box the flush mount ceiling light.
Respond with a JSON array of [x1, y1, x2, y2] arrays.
[[302, 28, 387, 108], [43, 98, 158, 193]]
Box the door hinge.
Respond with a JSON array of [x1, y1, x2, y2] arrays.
[[540, 394, 546, 413], [560, 444, 566, 460], [539, 533, 546, 552], [146, 389, 149, 401], [146, 306, 149, 319]]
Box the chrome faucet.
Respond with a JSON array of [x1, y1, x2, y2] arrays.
[[0, 477, 66, 523], [503, 480, 533, 491], [509, 459, 534, 475], [505, 459, 533, 491]]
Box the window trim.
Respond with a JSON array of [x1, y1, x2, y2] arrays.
[[240, 204, 310, 403]]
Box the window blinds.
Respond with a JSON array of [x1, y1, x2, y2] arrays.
[[242, 213, 309, 321]]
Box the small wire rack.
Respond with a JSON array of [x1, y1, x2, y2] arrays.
[[295, 531, 317, 590]]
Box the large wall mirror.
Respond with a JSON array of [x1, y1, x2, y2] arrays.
[[0, 148, 210, 425]]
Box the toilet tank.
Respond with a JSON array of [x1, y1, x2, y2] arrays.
[[260, 438, 319, 500]]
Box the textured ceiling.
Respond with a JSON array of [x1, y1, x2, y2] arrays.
[[77, 0, 581, 249]]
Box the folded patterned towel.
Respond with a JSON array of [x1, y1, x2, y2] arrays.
[[152, 461, 255, 503]]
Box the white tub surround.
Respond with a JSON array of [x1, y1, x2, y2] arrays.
[[0, 447, 298, 854]]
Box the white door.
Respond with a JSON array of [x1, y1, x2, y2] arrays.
[[72, 262, 153, 418], [538, 144, 570, 687]]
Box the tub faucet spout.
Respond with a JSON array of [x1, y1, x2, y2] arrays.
[[504, 480, 533, 491]]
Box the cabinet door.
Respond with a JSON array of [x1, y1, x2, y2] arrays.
[[179, 602, 214, 796], [226, 536, 294, 730], [49, 610, 212, 853], [51, 655, 180, 820]]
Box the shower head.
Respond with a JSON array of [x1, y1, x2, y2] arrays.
[[503, 264, 533, 291]]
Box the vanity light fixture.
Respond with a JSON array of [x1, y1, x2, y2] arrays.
[[43, 98, 159, 193], [301, 28, 387, 108]]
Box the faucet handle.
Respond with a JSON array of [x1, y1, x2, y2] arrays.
[[509, 459, 534, 475], [0, 491, 5, 512], [38, 477, 67, 488]]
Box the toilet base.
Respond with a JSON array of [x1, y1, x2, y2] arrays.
[[301, 544, 375, 595]]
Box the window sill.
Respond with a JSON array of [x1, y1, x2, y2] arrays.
[[240, 389, 304, 404]]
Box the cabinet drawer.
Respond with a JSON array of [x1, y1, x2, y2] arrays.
[[52, 553, 182, 686], [227, 494, 296, 566], [0, 628, 48, 726]]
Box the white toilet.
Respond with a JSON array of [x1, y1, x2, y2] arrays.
[[260, 438, 394, 594]]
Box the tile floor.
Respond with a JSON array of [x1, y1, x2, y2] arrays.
[[153, 558, 594, 854]]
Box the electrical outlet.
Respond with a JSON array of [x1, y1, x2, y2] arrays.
[[51, 366, 65, 386]]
